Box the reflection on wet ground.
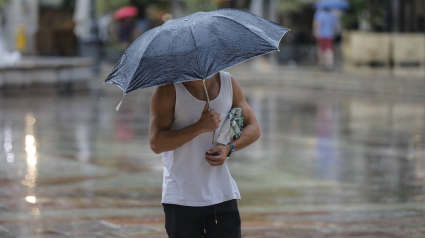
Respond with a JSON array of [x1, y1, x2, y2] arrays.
[[1, 68, 425, 237]]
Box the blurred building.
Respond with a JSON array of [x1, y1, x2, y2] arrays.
[[1, 0, 77, 56], [341, 0, 425, 78], [1, 0, 424, 63], [272, 0, 425, 67], [1, 0, 39, 54]]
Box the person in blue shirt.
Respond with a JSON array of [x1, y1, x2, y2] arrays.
[[313, 8, 340, 70]]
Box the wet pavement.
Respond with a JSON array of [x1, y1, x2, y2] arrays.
[[1, 65, 425, 238]]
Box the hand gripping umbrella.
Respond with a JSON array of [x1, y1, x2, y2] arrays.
[[105, 8, 289, 140]]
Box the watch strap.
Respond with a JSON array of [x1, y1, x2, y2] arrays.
[[227, 142, 235, 157]]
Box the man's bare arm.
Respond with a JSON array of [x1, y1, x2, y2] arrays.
[[228, 75, 261, 151], [149, 84, 220, 154], [205, 75, 261, 165]]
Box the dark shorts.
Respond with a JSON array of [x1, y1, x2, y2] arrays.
[[162, 199, 241, 238], [318, 38, 334, 50]]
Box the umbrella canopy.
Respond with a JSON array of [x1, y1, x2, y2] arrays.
[[105, 8, 289, 94], [314, 0, 350, 9], [114, 6, 138, 19]]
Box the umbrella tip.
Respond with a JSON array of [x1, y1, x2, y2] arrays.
[[116, 100, 123, 111], [116, 93, 126, 111]]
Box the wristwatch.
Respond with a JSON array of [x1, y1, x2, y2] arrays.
[[226, 142, 236, 158]]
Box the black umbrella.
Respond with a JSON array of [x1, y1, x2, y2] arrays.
[[105, 8, 289, 111]]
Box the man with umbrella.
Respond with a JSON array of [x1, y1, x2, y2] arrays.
[[105, 9, 288, 237], [149, 70, 260, 237]]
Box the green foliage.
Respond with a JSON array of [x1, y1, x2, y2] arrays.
[[0, 0, 9, 10], [96, 0, 131, 15], [341, 0, 367, 28], [182, 0, 218, 14], [61, 0, 76, 12], [341, 0, 385, 30], [278, 0, 302, 14]]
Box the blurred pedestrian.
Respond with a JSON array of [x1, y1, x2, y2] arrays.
[[313, 8, 340, 70], [114, 6, 139, 48], [118, 17, 136, 48]]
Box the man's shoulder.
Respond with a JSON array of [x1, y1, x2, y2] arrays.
[[157, 83, 176, 92], [224, 71, 235, 82], [152, 83, 176, 104]]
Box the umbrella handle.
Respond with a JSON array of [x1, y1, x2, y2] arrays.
[[202, 79, 215, 144], [202, 79, 211, 110]]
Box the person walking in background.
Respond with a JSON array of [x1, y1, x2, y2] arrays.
[[118, 17, 136, 48], [313, 8, 340, 70]]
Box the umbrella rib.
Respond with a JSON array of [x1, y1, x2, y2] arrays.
[[188, 24, 204, 79], [211, 15, 279, 49], [125, 28, 164, 93]]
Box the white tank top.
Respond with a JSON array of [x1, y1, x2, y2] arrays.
[[161, 70, 241, 206]]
